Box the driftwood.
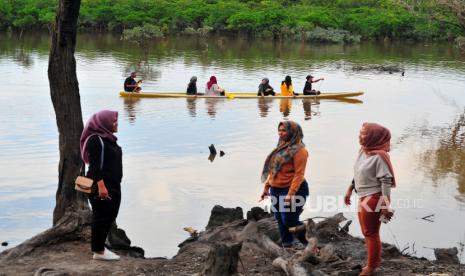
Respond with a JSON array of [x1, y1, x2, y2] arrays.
[[267, 214, 348, 276]]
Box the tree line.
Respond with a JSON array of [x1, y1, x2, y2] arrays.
[[1, 0, 464, 42]]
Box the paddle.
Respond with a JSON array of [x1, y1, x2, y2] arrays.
[[224, 91, 235, 100]]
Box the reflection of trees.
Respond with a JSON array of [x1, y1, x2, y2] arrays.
[[123, 60, 161, 83], [257, 97, 273, 118], [3, 32, 465, 74], [11, 48, 33, 68], [421, 109, 465, 202]]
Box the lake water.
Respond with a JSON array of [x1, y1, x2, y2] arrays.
[[0, 32, 464, 261]]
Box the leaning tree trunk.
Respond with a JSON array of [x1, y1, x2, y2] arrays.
[[48, 0, 88, 225]]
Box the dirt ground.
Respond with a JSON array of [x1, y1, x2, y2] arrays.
[[0, 206, 464, 276]]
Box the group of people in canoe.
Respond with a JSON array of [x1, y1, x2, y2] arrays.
[[80, 108, 395, 276], [123, 72, 325, 96]]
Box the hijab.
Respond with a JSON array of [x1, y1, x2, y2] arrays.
[[359, 122, 396, 187], [80, 110, 118, 164], [261, 121, 305, 182], [207, 76, 217, 89]]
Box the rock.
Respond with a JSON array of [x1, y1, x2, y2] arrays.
[[339, 220, 352, 233], [208, 144, 217, 155], [246, 206, 271, 222], [106, 223, 145, 258], [434, 247, 460, 264], [220, 150, 225, 157], [178, 236, 198, 248], [382, 244, 401, 258], [334, 270, 359, 276], [33, 267, 67, 276], [206, 205, 243, 230], [1, 242, 8, 247], [319, 244, 337, 262], [310, 269, 329, 276], [208, 144, 217, 162]]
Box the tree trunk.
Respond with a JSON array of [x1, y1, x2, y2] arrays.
[[48, 0, 88, 225], [200, 242, 243, 276]]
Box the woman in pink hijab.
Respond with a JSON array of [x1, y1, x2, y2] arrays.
[[344, 123, 395, 276], [205, 76, 225, 96], [80, 110, 122, 261]]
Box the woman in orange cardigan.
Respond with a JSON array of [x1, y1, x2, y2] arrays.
[[260, 121, 309, 248]]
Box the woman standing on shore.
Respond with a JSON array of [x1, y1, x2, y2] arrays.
[[344, 123, 395, 276], [80, 110, 123, 261], [260, 121, 309, 248]]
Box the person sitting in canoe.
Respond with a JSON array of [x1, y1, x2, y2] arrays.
[[205, 76, 225, 96], [124, 72, 142, 92], [257, 78, 275, 96], [186, 76, 199, 95], [303, 75, 324, 95], [280, 76, 298, 96]]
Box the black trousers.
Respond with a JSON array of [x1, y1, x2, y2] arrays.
[[88, 186, 121, 252], [303, 90, 320, 95]]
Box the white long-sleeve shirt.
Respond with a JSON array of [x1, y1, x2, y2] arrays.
[[205, 84, 223, 96]]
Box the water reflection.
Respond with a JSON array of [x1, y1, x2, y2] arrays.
[[2, 32, 465, 74], [421, 109, 465, 203], [280, 99, 292, 118], [257, 97, 274, 117], [186, 98, 197, 118], [205, 98, 224, 118], [302, 99, 320, 120], [123, 98, 141, 124], [123, 60, 161, 84]]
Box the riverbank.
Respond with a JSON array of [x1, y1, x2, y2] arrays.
[[0, 205, 463, 275], [1, 0, 464, 43]]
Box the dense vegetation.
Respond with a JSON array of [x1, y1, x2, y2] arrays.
[[0, 0, 464, 42]]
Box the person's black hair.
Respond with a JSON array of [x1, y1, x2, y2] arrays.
[[306, 75, 314, 80], [283, 75, 292, 89]]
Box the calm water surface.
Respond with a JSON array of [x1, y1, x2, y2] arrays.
[[1, 33, 465, 261]]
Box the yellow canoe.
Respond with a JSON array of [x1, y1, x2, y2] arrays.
[[119, 91, 364, 99]]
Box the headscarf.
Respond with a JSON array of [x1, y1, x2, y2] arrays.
[[262, 77, 269, 84], [80, 110, 118, 164], [190, 76, 197, 83], [359, 122, 396, 187], [207, 76, 217, 89], [261, 121, 305, 183]]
